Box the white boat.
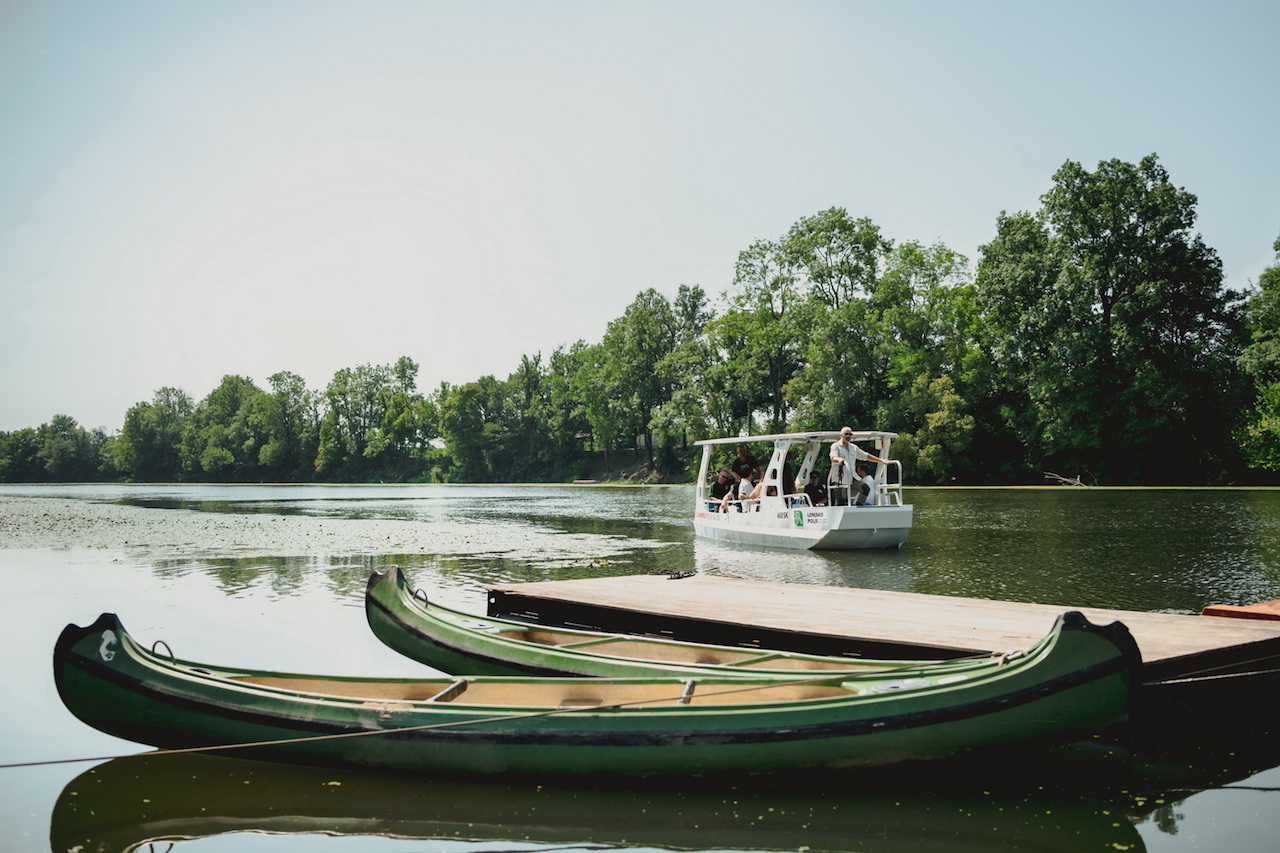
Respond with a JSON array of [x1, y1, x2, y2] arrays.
[[693, 431, 912, 550]]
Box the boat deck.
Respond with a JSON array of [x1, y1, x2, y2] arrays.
[[487, 574, 1280, 683]]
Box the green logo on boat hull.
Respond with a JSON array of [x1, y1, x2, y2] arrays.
[[793, 510, 804, 527]]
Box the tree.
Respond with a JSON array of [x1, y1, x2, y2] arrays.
[[436, 378, 507, 482], [256, 371, 319, 480], [109, 387, 193, 481], [181, 375, 268, 480], [316, 357, 420, 479], [781, 207, 892, 308], [720, 240, 810, 432], [35, 414, 101, 481], [599, 289, 679, 466], [976, 154, 1246, 482], [0, 428, 42, 481], [1239, 235, 1280, 470]]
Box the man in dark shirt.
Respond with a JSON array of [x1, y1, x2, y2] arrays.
[[710, 468, 734, 501], [804, 471, 828, 506], [729, 445, 761, 490]]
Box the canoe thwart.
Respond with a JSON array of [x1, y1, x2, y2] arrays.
[[428, 679, 468, 703]]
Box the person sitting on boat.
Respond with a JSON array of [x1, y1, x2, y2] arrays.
[[853, 462, 878, 506], [719, 472, 753, 512], [709, 468, 734, 507], [804, 471, 828, 506], [829, 427, 886, 505]]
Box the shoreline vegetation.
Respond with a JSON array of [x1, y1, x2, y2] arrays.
[[5, 155, 1280, 488]]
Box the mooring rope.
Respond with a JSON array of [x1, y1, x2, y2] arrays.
[[1144, 664, 1280, 686], [0, 673, 852, 771]]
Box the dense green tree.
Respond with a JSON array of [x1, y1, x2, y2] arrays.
[[1239, 236, 1280, 469], [971, 211, 1063, 478], [543, 342, 595, 469], [976, 155, 1245, 483], [781, 207, 892, 308], [652, 285, 717, 452], [316, 358, 420, 479], [108, 387, 193, 481], [719, 239, 811, 432], [598, 289, 679, 466], [32, 414, 98, 481], [569, 343, 630, 474], [436, 377, 510, 481], [180, 375, 269, 480], [0, 428, 42, 481], [256, 371, 319, 480], [786, 234, 975, 464]]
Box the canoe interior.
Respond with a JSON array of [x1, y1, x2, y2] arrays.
[[487, 629, 892, 672], [233, 674, 856, 708]]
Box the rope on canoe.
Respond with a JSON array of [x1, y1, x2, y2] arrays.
[[0, 673, 857, 771], [1143, 664, 1280, 686]]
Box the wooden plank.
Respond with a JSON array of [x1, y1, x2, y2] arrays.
[[487, 574, 1280, 666], [1202, 600, 1280, 621]]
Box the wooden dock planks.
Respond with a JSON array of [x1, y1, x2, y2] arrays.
[[487, 573, 1280, 669]]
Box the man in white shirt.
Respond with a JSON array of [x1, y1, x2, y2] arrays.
[[853, 462, 878, 506], [829, 427, 887, 506]]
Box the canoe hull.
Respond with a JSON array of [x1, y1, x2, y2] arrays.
[[54, 611, 1138, 776]]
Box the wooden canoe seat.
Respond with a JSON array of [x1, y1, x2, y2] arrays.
[[427, 678, 468, 703]]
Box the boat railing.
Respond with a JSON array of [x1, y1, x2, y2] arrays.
[[825, 459, 905, 507], [879, 460, 904, 506]]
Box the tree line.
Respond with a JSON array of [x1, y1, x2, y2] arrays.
[[3, 154, 1278, 486]]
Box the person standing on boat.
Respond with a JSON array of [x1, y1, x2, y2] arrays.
[[729, 445, 761, 494], [853, 462, 878, 506], [829, 428, 886, 506]]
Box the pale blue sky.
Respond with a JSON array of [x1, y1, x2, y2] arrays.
[[3, 0, 1277, 432]]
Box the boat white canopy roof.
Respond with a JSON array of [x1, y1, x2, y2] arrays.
[[694, 430, 898, 447]]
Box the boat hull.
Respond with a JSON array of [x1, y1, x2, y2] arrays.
[[53, 611, 1138, 777], [694, 504, 913, 550]]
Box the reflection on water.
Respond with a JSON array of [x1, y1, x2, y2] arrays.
[[54, 749, 1157, 853], [49, 715, 1280, 853]]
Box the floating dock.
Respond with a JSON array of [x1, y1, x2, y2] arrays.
[[488, 573, 1280, 724]]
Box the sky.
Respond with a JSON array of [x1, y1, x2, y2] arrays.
[[2, 0, 1277, 433]]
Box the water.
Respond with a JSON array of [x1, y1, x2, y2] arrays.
[[3, 483, 1279, 852]]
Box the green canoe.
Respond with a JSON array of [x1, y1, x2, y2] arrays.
[[366, 565, 968, 678], [54, 610, 1138, 776]]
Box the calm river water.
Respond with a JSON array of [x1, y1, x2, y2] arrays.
[[3, 483, 1279, 852]]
